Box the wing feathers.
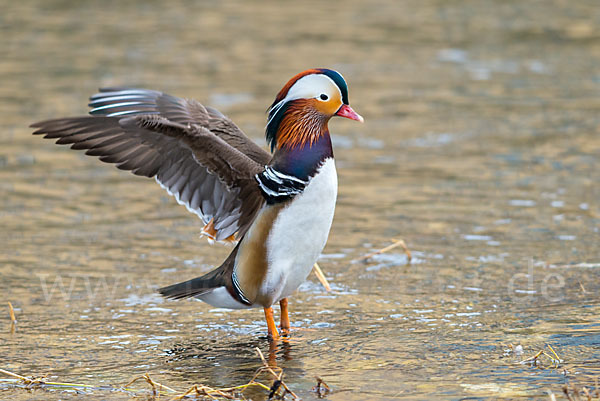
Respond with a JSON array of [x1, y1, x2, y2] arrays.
[[32, 87, 270, 241]]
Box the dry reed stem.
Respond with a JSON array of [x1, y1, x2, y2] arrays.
[[7, 302, 16, 323], [0, 368, 32, 383], [546, 344, 561, 365], [312, 263, 331, 291], [0, 368, 105, 392], [0, 368, 47, 388], [314, 239, 414, 292], [353, 238, 412, 264], [7, 302, 16, 334], [520, 344, 562, 369], [313, 376, 331, 398], [520, 350, 544, 365], [255, 347, 299, 399], [123, 372, 177, 396]]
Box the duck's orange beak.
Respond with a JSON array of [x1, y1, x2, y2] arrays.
[[335, 104, 364, 123]]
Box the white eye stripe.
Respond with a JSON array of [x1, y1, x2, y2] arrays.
[[266, 73, 341, 127], [283, 74, 340, 104]]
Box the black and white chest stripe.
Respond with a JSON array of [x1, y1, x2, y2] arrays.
[[255, 166, 309, 204], [231, 270, 252, 305]]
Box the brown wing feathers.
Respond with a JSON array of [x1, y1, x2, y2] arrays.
[[31, 88, 269, 241], [129, 115, 264, 189], [89, 88, 271, 165]]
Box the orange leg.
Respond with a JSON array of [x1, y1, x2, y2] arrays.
[[263, 307, 280, 341], [279, 298, 290, 335]]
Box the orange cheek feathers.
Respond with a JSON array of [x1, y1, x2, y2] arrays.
[[276, 100, 327, 149], [309, 97, 342, 116]]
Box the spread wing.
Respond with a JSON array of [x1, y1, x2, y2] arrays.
[[31, 88, 272, 242]]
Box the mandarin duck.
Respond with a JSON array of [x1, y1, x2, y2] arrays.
[[31, 69, 363, 340]]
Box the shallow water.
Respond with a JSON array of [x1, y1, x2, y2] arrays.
[[1, 0, 599, 399]]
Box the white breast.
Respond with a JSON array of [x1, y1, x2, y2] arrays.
[[261, 158, 338, 303]]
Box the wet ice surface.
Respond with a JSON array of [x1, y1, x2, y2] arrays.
[[2, 0, 600, 400]]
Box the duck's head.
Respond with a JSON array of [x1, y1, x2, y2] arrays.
[[266, 69, 363, 151]]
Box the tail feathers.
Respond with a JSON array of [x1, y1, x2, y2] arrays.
[[158, 277, 220, 300], [160, 248, 234, 301]]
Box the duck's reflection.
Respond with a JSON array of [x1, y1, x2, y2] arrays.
[[163, 334, 301, 390]]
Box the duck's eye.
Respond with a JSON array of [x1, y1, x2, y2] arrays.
[[319, 94, 329, 101]]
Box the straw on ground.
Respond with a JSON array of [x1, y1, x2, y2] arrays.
[[313, 239, 413, 292], [353, 238, 412, 263]]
